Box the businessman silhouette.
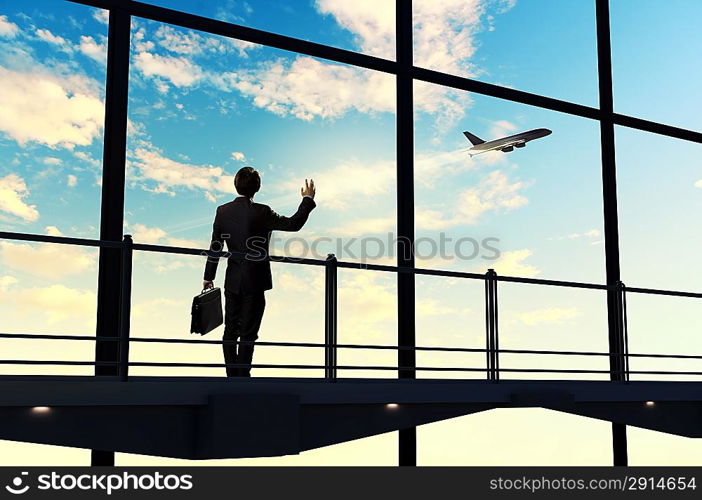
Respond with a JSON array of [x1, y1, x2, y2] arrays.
[[203, 167, 316, 377]]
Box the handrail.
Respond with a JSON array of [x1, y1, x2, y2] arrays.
[[1, 331, 702, 360], [0, 358, 700, 377], [1, 229, 700, 382], [2, 230, 701, 298]]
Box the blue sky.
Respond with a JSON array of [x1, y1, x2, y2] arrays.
[[0, 0, 700, 465]]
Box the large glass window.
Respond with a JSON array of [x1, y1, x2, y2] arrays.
[[137, 0, 396, 60], [611, 0, 702, 130], [1, 0, 701, 467], [412, 0, 598, 106], [0, 1, 106, 375]]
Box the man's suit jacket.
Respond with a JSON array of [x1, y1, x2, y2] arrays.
[[203, 196, 316, 293]]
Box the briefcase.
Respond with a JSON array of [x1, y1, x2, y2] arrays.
[[190, 287, 223, 335]]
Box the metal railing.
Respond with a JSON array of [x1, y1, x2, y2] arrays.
[[1, 230, 702, 381]]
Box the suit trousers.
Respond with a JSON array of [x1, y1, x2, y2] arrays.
[[223, 290, 266, 377]]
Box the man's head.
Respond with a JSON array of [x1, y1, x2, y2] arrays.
[[234, 166, 261, 198]]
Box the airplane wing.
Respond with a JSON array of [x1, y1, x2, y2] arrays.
[[468, 139, 526, 156]]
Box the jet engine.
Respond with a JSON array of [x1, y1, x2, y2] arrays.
[[501, 146, 514, 153], [515, 142, 526, 148]]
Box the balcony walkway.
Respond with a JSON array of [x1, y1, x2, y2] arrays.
[[0, 375, 700, 459]]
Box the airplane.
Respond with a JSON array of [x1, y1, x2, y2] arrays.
[[463, 128, 552, 156]]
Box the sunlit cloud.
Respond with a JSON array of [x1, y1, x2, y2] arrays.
[[79, 35, 107, 64], [133, 51, 204, 90], [128, 144, 235, 200], [416, 170, 528, 229], [0, 15, 20, 38], [517, 307, 581, 326], [0, 174, 39, 222], [0, 227, 97, 279], [67, 174, 78, 187], [487, 248, 540, 277], [92, 9, 109, 25], [0, 64, 104, 149], [231, 151, 246, 162], [214, 57, 395, 120], [35, 28, 71, 49], [274, 159, 395, 210], [694, 179, 702, 188], [0, 278, 96, 324], [547, 229, 601, 241], [125, 222, 203, 248], [330, 215, 396, 237]]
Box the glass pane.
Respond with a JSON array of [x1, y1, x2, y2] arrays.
[[337, 269, 397, 379], [0, 1, 106, 377], [625, 293, 702, 381], [418, 409, 611, 465], [628, 427, 702, 466], [414, 81, 605, 284], [125, 17, 395, 377], [138, 0, 396, 60], [611, 0, 702, 131], [412, 0, 598, 105], [0, 1, 107, 238], [117, 432, 397, 465], [0, 240, 99, 376], [416, 275, 485, 380], [616, 126, 702, 292], [498, 283, 609, 381]]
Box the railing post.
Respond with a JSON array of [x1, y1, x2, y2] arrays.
[[118, 234, 133, 382], [485, 268, 499, 381], [324, 253, 338, 380], [615, 280, 629, 382]]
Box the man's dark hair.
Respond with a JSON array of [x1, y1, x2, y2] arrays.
[[234, 166, 261, 198]]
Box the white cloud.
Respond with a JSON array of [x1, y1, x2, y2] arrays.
[[303, 0, 508, 127], [155, 261, 184, 274], [92, 9, 110, 25], [416, 170, 528, 229], [45, 226, 63, 237], [275, 159, 395, 210], [129, 145, 235, 199], [0, 281, 96, 324], [489, 119, 517, 139], [215, 57, 395, 121], [231, 151, 246, 162], [79, 35, 107, 64], [455, 170, 528, 223], [315, 0, 395, 59], [0, 65, 104, 149], [73, 151, 101, 168], [695, 179, 702, 188], [0, 15, 19, 38], [548, 229, 601, 241], [42, 157, 62, 165], [0, 174, 39, 222], [517, 307, 581, 326], [134, 51, 203, 88], [126, 222, 202, 248], [489, 248, 540, 278], [67, 174, 78, 187], [0, 275, 18, 291], [154, 24, 259, 57], [331, 215, 395, 237], [0, 242, 96, 280], [35, 28, 71, 48]]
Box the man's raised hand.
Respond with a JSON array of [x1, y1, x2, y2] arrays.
[[301, 178, 315, 199]]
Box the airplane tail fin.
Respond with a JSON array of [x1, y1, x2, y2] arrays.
[[462, 131, 485, 146]]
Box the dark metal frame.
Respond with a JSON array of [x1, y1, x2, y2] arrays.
[[1, 0, 699, 467]]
